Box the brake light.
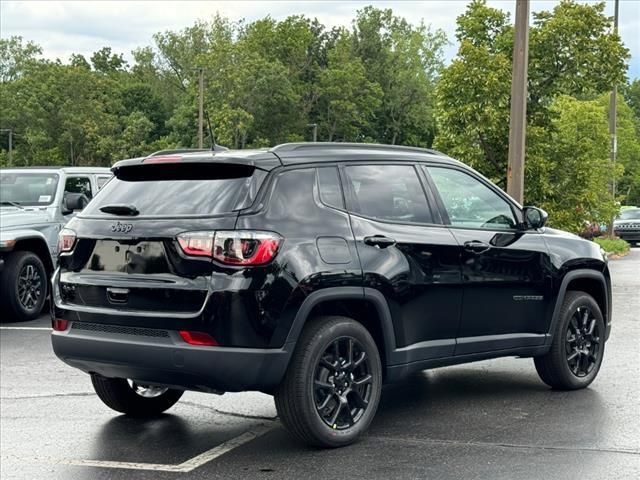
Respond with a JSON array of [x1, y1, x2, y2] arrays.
[[176, 230, 282, 266], [57, 228, 76, 253], [52, 318, 69, 331], [179, 330, 218, 346], [143, 155, 182, 164]]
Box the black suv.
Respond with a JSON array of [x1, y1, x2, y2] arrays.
[[52, 143, 612, 447]]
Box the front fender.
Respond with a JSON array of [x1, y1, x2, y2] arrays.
[[0, 229, 50, 253]]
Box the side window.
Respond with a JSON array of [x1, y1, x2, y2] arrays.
[[426, 167, 516, 230], [96, 175, 112, 190], [317, 167, 344, 209], [343, 164, 431, 223], [65, 176, 93, 199]]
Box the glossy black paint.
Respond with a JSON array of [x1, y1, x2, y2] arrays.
[[52, 143, 612, 394]]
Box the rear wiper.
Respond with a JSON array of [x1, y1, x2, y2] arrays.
[[0, 201, 24, 209], [99, 204, 139, 216]]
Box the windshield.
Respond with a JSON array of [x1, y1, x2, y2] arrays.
[[619, 208, 640, 220], [0, 172, 59, 206]]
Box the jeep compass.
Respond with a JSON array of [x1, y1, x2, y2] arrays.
[[51, 143, 612, 447]]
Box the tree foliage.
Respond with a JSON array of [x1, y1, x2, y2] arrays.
[[435, 0, 637, 231], [1, 2, 639, 233]]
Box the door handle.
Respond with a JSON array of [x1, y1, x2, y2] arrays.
[[463, 240, 491, 253], [364, 235, 396, 249]]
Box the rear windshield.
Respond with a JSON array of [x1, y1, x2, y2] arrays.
[[83, 163, 267, 217]]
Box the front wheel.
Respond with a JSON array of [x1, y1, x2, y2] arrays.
[[0, 251, 47, 322], [534, 291, 605, 390], [91, 374, 183, 416], [275, 316, 382, 448]]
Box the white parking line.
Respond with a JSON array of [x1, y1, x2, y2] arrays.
[[51, 424, 273, 472], [0, 327, 51, 331]]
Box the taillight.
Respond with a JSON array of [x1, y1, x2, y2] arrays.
[[57, 228, 76, 253], [179, 330, 218, 346], [52, 318, 69, 331], [177, 231, 214, 257], [177, 230, 282, 266]]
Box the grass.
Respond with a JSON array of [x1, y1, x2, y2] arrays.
[[593, 237, 631, 256]]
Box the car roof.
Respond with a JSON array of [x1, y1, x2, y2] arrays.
[[111, 142, 462, 173], [1, 166, 112, 174], [270, 142, 461, 166]]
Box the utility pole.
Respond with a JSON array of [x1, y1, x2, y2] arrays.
[[198, 67, 204, 149], [506, 0, 530, 204], [0, 129, 12, 166], [608, 0, 620, 236], [307, 123, 318, 142]]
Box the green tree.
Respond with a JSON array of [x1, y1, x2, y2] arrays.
[[352, 7, 446, 146], [0, 36, 42, 82], [528, 96, 620, 231], [317, 33, 381, 141], [90, 47, 128, 74]]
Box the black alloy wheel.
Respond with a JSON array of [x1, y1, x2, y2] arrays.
[[313, 336, 373, 430], [534, 291, 605, 390], [565, 306, 601, 378], [275, 315, 382, 447], [17, 262, 43, 311]]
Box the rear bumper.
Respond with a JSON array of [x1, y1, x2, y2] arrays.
[[51, 324, 292, 393]]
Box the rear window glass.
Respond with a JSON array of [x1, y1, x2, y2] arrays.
[[83, 164, 267, 217]]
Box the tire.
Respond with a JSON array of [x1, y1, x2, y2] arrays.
[[91, 374, 183, 416], [534, 291, 605, 390], [0, 251, 47, 322], [275, 315, 382, 448]]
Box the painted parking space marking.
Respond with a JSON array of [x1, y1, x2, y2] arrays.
[[0, 327, 51, 331], [48, 424, 273, 472]]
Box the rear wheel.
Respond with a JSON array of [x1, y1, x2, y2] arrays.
[[0, 251, 47, 322], [91, 374, 183, 416], [275, 316, 382, 447], [534, 291, 605, 390]]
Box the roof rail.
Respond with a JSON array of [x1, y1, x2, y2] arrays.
[[270, 142, 444, 156]]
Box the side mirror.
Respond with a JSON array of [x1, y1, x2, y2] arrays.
[[62, 193, 89, 215], [523, 206, 548, 230]]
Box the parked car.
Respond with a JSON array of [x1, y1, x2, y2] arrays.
[[51, 143, 612, 447], [0, 167, 112, 321], [613, 207, 640, 246]]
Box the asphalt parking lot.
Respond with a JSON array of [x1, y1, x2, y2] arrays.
[[1, 249, 639, 480]]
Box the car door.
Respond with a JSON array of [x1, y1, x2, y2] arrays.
[[424, 165, 553, 355], [341, 163, 462, 362]]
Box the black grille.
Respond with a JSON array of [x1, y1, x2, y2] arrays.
[[72, 322, 170, 338]]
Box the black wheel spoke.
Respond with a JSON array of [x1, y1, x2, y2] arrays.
[[329, 400, 343, 426], [320, 357, 337, 371], [353, 374, 372, 386], [567, 350, 579, 362], [314, 379, 333, 391], [351, 390, 369, 409], [353, 351, 366, 368], [316, 393, 334, 411], [313, 335, 373, 430]]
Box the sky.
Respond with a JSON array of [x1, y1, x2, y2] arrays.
[[1, 0, 639, 79]]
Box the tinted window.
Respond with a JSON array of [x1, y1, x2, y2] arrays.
[[65, 177, 93, 199], [427, 167, 516, 230], [83, 165, 265, 217], [619, 208, 640, 220], [317, 167, 344, 209], [344, 165, 431, 223]]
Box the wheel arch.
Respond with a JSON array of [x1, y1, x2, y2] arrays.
[[547, 269, 611, 347], [12, 235, 55, 277], [284, 287, 397, 376]]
